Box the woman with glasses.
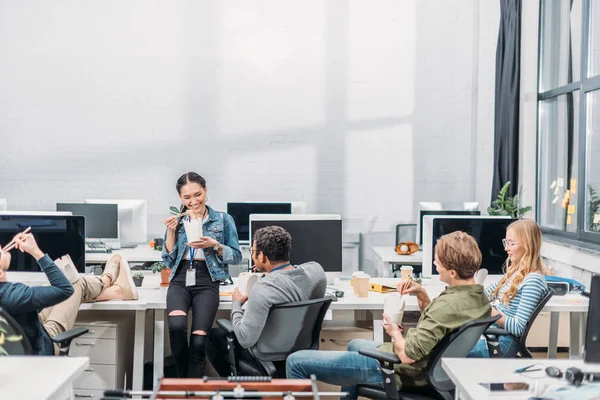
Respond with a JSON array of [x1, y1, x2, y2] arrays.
[[162, 172, 242, 378], [469, 219, 548, 357]]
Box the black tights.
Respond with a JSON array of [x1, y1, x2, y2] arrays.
[[167, 261, 220, 378]]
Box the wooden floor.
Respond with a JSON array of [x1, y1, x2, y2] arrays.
[[532, 351, 570, 359]]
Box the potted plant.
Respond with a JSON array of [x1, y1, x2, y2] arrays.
[[488, 181, 532, 218], [151, 261, 171, 287], [132, 272, 145, 287]]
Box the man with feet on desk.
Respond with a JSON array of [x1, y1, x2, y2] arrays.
[[286, 231, 491, 398], [0, 233, 137, 355], [207, 225, 327, 376]]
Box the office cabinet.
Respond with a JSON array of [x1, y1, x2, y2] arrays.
[[71, 312, 134, 396]]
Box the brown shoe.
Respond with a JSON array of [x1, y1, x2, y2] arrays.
[[102, 254, 122, 286], [114, 257, 138, 300]]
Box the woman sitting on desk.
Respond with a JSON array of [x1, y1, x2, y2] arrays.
[[162, 172, 242, 378], [469, 219, 548, 357]]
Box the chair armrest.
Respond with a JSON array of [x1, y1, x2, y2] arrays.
[[485, 327, 510, 337], [359, 348, 401, 365], [216, 319, 234, 334], [51, 327, 89, 344]]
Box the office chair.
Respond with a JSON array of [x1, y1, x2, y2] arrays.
[[0, 307, 89, 356], [356, 315, 500, 400], [485, 288, 555, 358], [216, 297, 333, 377], [395, 224, 418, 247]]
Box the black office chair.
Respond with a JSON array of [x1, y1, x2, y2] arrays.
[[0, 307, 89, 356], [485, 288, 555, 358], [356, 315, 501, 400], [216, 297, 333, 377]]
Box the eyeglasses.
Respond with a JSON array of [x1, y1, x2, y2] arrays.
[[248, 248, 260, 257], [502, 239, 519, 248]]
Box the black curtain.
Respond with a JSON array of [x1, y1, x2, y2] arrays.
[[491, 0, 522, 201]]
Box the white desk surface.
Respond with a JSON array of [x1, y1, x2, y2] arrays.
[[9, 273, 589, 313], [0, 356, 89, 399], [85, 245, 163, 263], [442, 358, 600, 400], [372, 246, 423, 264]]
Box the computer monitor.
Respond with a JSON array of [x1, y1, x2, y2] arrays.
[[227, 202, 293, 244], [422, 216, 513, 277], [585, 274, 600, 363], [417, 210, 481, 244], [56, 203, 118, 241], [249, 214, 342, 274], [0, 199, 6, 211], [85, 199, 148, 247], [0, 214, 85, 272]]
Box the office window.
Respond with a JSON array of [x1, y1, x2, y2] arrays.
[[538, 93, 580, 232], [587, 90, 600, 233], [537, 0, 600, 246], [588, 1, 600, 77]]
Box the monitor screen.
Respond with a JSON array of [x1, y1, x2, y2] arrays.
[[227, 202, 292, 242], [418, 210, 481, 244], [0, 214, 85, 272], [85, 199, 147, 247], [56, 203, 118, 240], [585, 274, 600, 363], [429, 217, 515, 275], [249, 215, 342, 272]]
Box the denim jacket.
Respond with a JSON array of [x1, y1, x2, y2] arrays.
[[161, 205, 242, 282]]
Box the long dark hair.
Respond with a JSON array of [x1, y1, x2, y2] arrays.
[[176, 172, 206, 194]]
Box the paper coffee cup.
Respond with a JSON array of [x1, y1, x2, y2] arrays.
[[183, 219, 203, 242], [400, 265, 414, 281], [351, 271, 366, 288], [355, 274, 370, 298], [384, 293, 406, 326]]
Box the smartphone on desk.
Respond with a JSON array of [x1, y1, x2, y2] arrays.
[[479, 382, 530, 393]]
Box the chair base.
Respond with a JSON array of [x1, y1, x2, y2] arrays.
[[356, 384, 449, 400]]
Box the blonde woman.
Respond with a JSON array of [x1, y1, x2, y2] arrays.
[[469, 219, 548, 357]]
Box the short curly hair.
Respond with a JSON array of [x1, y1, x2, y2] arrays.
[[253, 226, 292, 262]]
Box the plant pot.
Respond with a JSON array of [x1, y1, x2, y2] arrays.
[[133, 276, 144, 287], [160, 268, 172, 287]]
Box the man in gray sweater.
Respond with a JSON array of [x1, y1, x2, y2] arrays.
[[207, 225, 327, 376]]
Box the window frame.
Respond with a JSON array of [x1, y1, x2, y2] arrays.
[[536, 0, 600, 249]]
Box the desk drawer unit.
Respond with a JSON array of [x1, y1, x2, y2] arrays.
[[70, 338, 117, 365], [71, 311, 134, 393]]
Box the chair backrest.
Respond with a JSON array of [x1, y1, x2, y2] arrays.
[[0, 307, 32, 355], [519, 287, 555, 358], [426, 315, 500, 393], [249, 297, 333, 362], [395, 224, 417, 246]]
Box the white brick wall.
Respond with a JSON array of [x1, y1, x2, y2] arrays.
[[0, 0, 498, 240]]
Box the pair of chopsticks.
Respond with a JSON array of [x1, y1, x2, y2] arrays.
[[160, 212, 188, 224], [2, 227, 32, 252], [399, 275, 414, 297]]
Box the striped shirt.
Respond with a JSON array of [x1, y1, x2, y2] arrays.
[[485, 272, 548, 337]]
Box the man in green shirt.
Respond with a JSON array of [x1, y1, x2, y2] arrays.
[[286, 231, 491, 398]]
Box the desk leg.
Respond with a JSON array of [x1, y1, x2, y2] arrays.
[[569, 312, 587, 359], [133, 310, 146, 392], [154, 309, 165, 384], [374, 311, 384, 343], [548, 312, 559, 359]]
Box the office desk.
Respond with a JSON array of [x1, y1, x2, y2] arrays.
[[0, 357, 89, 399], [372, 246, 422, 277], [441, 358, 600, 400]]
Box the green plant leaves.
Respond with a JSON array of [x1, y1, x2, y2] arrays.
[[169, 206, 180, 215], [488, 181, 532, 218]]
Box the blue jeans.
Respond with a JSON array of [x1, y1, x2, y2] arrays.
[[468, 333, 519, 358], [286, 339, 385, 399]]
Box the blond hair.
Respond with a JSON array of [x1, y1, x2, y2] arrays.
[[490, 219, 543, 304], [434, 231, 482, 279]]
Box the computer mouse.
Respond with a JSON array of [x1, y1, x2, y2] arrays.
[[545, 366, 563, 378]]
